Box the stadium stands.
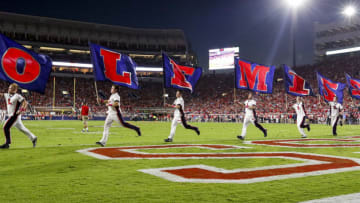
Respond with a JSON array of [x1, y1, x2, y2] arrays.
[[0, 52, 357, 124], [0, 12, 359, 124]]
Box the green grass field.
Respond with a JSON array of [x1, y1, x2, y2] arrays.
[[1, 120, 360, 202]]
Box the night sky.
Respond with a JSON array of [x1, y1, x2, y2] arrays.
[[1, 0, 354, 69]]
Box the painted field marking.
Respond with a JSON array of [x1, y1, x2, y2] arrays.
[[77, 144, 251, 160], [47, 128, 75, 130], [246, 138, 360, 148], [77, 144, 360, 184]]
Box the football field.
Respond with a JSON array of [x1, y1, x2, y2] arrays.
[[1, 120, 360, 202]]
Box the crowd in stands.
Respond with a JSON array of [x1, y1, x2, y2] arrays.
[[0, 54, 359, 123]]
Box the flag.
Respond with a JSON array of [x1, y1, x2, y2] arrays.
[[317, 72, 346, 103], [90, 43, 139, 89], [162, 53, 202, 93], [283, 65, 314, 96], [235, 57, 275, 94], [0, 34, 52, 94], [345, 73, 360, 100]]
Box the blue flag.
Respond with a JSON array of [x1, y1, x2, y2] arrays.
[[283, 65, 314, 96], [162, 53, 202, 93], [235, 57, 275, 94], [0, 34, 52, 94], [345, 73, 360, 100], [90, 43, 139, 89], [317, 72, 346, 104]]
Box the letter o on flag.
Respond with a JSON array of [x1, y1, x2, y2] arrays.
[[1, 48, 41, 83]]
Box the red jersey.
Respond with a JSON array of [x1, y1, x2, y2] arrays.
[[81, 105, 89, 116]]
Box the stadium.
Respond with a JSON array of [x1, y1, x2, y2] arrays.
[[1, 1, 360, 202]]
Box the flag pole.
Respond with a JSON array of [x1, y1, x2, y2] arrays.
[[161, 50, 166, 107], [73, 77, 76, 109], [94, 81, 100, 105], [52, 76, 56, 109], [163, 88, 166, 107], [234, 87, 236, 102]]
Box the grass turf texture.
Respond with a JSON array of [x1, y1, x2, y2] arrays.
[[1, 121, 360, 202]]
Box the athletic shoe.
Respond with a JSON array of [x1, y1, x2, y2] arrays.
[[32, 137, 37, 148], [301, 135, 307, 138], [95, 141, 105, 147], [0, 143, 9, 149], [307, 125, 310, 132], [81, 129, 85, 133], [333, 133, 337, 136], [264, 129, 268, 137], [237, 135, 245, 140], [136, 128, 141, 136], [195, 128, 200, 136], [164, 138, 173, 142]]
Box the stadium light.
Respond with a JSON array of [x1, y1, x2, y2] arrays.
[[53, 61, 93, 68], [52, 61, 163, 72], [22, 45, 32, 49], [326, 46, 360, 55], [136, 67, 163, 72], [39, 47, 65, 51], [69, 49, 90, 54], [284, 0, 307, 10], [342, 5, 357, 17], [284, 0, 308, 67]]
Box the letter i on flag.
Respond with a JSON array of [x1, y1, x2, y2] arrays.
[[283, 65, 314, 96], [90, 43, 139, 89], [0, 34, 52, 94], [234, 57, 275, 94], [317, 72, 346, 103], [345, 73, 360, 100], [162, 53, 202, 93]]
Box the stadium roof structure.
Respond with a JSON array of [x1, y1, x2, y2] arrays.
[[0, 11, 188, 53], [314, 18, 360, 60], [0, 11, 197, 72]]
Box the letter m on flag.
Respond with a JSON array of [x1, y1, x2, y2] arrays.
[[235, 57, 275, 94]]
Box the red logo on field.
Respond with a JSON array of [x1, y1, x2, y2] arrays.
[[77, 144, 360, 183], [249, 139, 360, 148]]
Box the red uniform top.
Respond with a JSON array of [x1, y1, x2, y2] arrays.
[[81, 105, 89, 116]]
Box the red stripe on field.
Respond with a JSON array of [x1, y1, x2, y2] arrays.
[[90, 145, 237, 158], [163, 153, 359, 180]]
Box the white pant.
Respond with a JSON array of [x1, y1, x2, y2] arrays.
[[168, 116, 182, 139], [241, 116, 256, 137], [296, 115, 306, 137], [5, 116, 36, 141], [331, 115, 339, 127], [100, 114, 122, 144]]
